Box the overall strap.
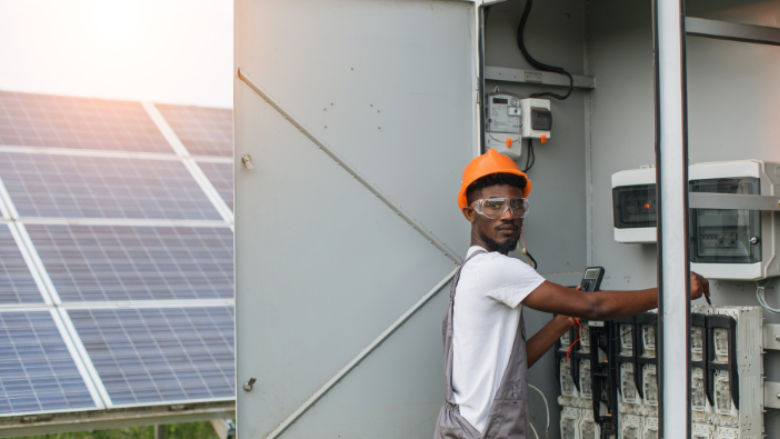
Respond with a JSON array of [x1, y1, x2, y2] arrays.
[[442, 248, 486, 403]]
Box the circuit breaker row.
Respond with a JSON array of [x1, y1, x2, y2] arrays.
[[555, 306, 763, 439]]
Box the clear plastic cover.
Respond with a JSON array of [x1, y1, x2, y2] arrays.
[[689, 177, 761, 264]]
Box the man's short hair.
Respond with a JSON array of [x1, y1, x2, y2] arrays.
[[466, 173, 528, 206]]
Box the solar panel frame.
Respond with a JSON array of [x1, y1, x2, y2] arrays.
[[0, 91, 174, 153], [0, 151, 222, 220], [197, 161, 233, 210], [155, 104, 233, 157], [0, 224, 44, 304], [0, 310, 97, 416], [68, 306, 235, 407], [26, 224, 233, 303]]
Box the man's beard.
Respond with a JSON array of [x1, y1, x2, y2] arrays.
[[480, 231, 519, 254]]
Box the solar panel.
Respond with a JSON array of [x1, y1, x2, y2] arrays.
[[0, 90, 236, 423], [0, 311, 96, 415], [26, 224, 233, 302], [0, 151, 221, 220], [0, 224, 43, 304], [155, 104, 232, 157], [198, 162, 233, 210], [69, 306, 234, 406], [0, 91, 172, 153]]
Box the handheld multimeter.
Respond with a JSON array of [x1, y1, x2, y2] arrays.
[[580, 266, 605, 292], [581, 266, 606, 327]]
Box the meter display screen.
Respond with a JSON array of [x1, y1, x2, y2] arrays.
[[612, 185, 656, 228], [531, 108, 552, 130], [689, 178, 761, 263]]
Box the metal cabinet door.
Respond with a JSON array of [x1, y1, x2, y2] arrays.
[[234, 1, 479, 437]]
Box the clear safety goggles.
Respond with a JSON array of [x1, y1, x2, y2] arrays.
[[471, 197, 529, 219]]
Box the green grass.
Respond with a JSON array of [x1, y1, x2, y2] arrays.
[[15, 421, 219, 439]]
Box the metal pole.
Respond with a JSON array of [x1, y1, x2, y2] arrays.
[[653, 0, 691, 437]]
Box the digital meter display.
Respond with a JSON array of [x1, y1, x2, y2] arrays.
[[531, 108, 552, 130], [689, 177, 761, 264], [612, 185, 656, 228]]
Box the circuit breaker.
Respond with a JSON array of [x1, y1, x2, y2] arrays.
[[557, 321, 601, 439], [555, 306, 763, 439]]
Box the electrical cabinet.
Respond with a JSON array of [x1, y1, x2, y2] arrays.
[[556, 306, 763, 439], [611, 160, 780, 279]]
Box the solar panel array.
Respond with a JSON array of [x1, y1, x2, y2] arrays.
[[0, 90, 234, 418]]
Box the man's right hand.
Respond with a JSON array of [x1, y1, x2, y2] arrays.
[[690, 271, 710, 302]]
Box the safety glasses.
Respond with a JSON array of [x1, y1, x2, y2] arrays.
[[471, 197, 529, 219]]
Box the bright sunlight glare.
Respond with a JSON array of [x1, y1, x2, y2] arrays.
[[0, 0, 232, 107]]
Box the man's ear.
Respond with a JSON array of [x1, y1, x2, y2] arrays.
[[462, 207, 476, 223]]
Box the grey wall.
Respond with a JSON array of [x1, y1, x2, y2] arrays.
[[586, 0, 780, 436]]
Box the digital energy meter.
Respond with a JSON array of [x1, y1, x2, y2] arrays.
[[610, 160, 780, 280], [485, 94, 551, 159]]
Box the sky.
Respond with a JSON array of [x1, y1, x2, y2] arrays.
[[0, 0, 233, 108]]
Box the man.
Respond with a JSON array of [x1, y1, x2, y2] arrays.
[[434, 149, 709, 439]]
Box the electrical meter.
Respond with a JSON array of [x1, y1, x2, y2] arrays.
[[485, 94, 523, 159], [485, 94, 551, 159], [611, 160, 780, 279]]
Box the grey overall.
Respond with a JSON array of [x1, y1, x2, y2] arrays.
[[434, 250, 530, 439]]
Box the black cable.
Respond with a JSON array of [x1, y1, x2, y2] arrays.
[[522, 138, 535, 172], [516, 0, 574, 100], [525, 248, 538, 269]]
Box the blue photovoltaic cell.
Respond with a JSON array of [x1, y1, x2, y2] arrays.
[[27, 225, 233, 302], [69, 307, 234, 406], [0, 224, 43, 303], [0, 311, 95, 415], [156, 104, 232, 157], [0, 90, 172, 153], [198, 162, 233, 210], [0, 152, 221, 220]]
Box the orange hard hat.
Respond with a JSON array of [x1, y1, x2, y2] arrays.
[[457, 148, 532, 210]]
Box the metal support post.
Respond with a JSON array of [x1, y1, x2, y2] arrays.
[[653, 0, 691, 437]]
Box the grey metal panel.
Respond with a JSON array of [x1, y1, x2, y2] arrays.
[[235, 0, 477, 255], [686, 17, 780, 46], [234, 82, 460, 436], [273, 291, 450, 439], [234, 2, 478, 436]]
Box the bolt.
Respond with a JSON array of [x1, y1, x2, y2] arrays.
[[243, 377, 257, 392], [241, 154, 254, 170]]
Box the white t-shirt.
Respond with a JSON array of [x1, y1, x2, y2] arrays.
[[451, 246, 546, 433]]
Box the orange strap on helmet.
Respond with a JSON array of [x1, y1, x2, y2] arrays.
[[457, 149, 532, 210]]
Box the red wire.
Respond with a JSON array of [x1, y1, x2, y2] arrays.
[[565, 318, 583, 362]]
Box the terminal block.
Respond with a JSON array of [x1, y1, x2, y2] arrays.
[[554, 306, 763, 439]]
